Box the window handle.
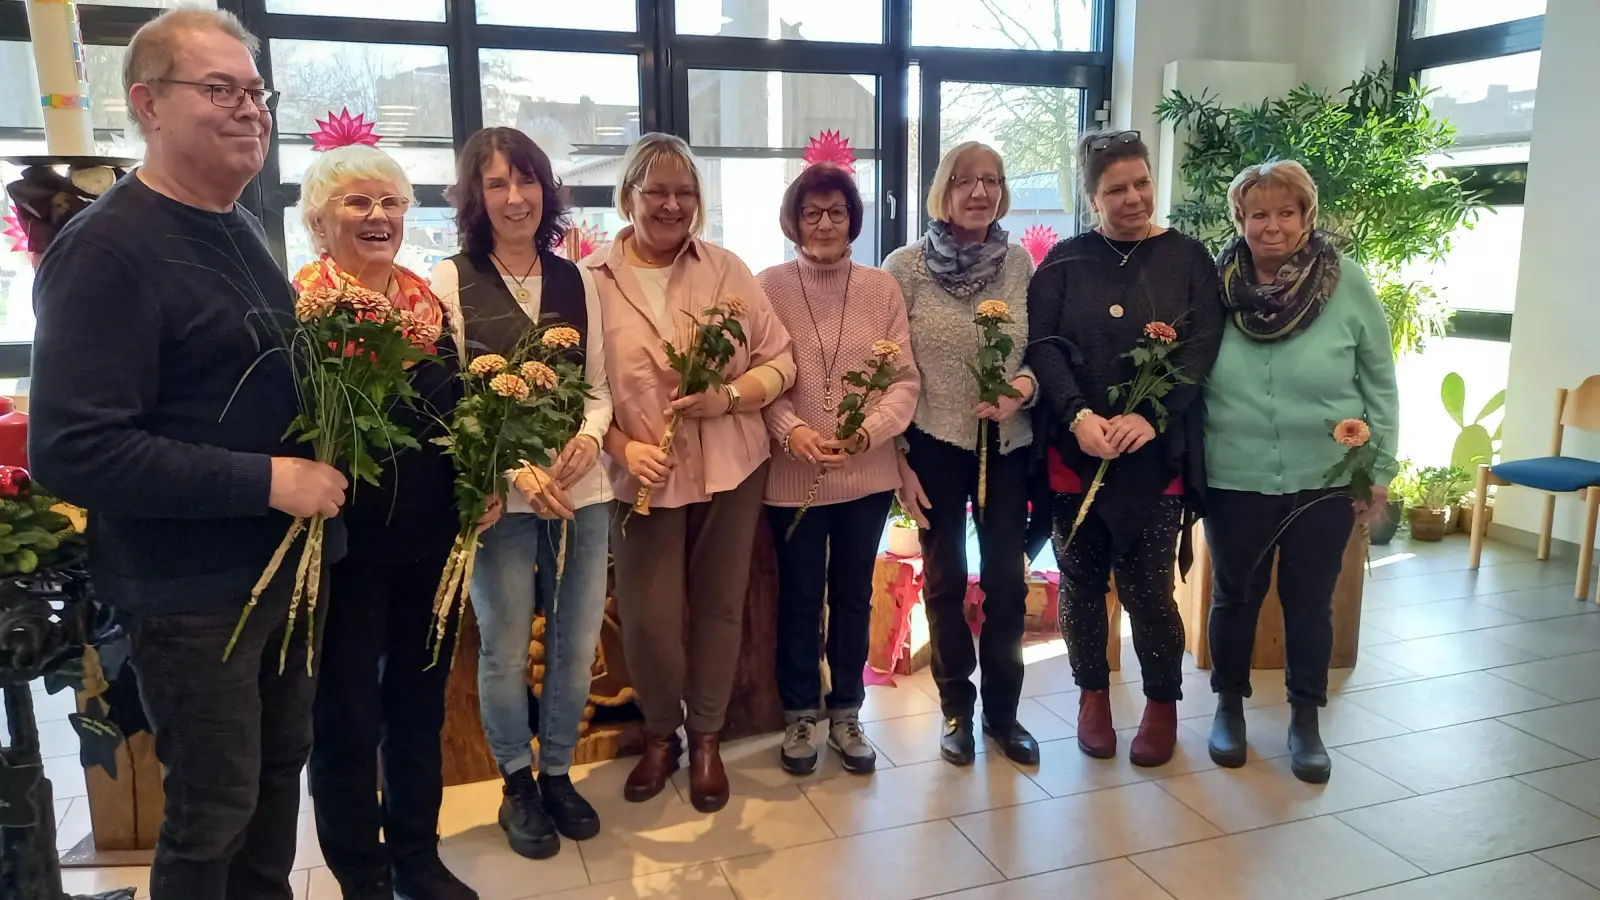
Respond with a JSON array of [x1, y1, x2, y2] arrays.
[[887, 190, 897, 219]]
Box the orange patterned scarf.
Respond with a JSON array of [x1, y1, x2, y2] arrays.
[[291, 253, 446, 353]]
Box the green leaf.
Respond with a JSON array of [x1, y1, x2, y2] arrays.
[[1450, 423, 1494, 471], [1441, 372, 1465, 427], [1474, 389, 1505, 425]]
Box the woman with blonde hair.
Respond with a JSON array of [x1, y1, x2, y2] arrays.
[[1203, 159, 1398, 782], [586, 132, 795, 812], [300, 143, 491, 900], [884, 141, 1040, 768]]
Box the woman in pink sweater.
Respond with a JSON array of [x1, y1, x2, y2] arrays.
[[760, 163, 920, 776]]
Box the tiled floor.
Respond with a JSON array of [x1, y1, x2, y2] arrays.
[[18, 534, 1600, 899]]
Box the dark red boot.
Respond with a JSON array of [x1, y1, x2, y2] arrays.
[[1129, 701, 1177, 767], [1076, 690, 1116, 759]]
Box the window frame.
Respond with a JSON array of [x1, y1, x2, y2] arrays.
[[0, 0, 1114, 375], [1395, 0, 1542, 344]]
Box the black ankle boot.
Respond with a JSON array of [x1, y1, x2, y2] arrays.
[[1288, 703, 1331, 783], [539, 772, 601, 841], [393, 853, 477, 900], [1208, 693, 1247, 768], [499, 767, 560, 859]]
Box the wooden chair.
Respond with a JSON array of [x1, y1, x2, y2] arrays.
[[1469, 375, 1600, 601]]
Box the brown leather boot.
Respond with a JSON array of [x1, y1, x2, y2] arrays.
[[1076, 690, 1116, 759], [1130, 700, 1178, 767], [687, 730, 730, 813], [624, 732, 681, 803]]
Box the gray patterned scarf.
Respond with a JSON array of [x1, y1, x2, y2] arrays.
[[923, 220, 1010, 299], [1217, 229, 1342, 342]]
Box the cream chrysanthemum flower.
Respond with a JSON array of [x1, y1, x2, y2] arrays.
[[295, 285, 340, 321], [520, 360, 559, 391], [468, 354, 508, 376], [723, 294, 748, 317], [871, 339, 902, 362], [976, 299, 1010, 321], [542, 326, 581, 349], [342, 285, 392, 320], [490, 373, 531, 400], [398, 311, 442, 347]]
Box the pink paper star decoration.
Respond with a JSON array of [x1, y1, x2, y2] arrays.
[[1021, 224, 1058, 266], [575, 221, 610, 259], [310, 108, 381, 152], [3, 208, 27, 254], [803, 130, 856, 172]]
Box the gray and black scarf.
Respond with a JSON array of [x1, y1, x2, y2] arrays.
[[1217, 229, 1342, 342], [923, 220, 1010, 299]]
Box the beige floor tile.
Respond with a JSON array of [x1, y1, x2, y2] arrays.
[[860, 682, 944, 723], [1327, 657, 1422, 692], [1519, 759, 1600, 817], [1337, 719, 1583, 793], [289, 867, 310, 900], [869, 710, 986, 767], [1475, 583, 1600, 621], [1129, 815, 1422, 900], [1490, 651, 1600, 703], [1238, 696, 1411, 750], [1340, 671, 1559, 730], [306, 864, 341, 900], [667, 730, 885, 796], [952, 780, 1220, 878], [1154, 750, 1412, 833], [1363, 561, 1576, 607], [439, 778, 509, 837], [1017, 652, 1082, 698], [577, 782, 836, 884], [1360, 625, 1403, 647], [1501, 699, 1600, 757], [1540, 838, 1600, 889], [36, 715, 79, 760], [56, 793, 94, 853], [534, 864, 736, 899], [1363, 631, 1542, 678], [59, 866, 150, 899], [800, 752, 1048, 836], [439, 825, 590, 900], [1336, 778, 1600, 873], [44, 752, 88, 800], [292, 809, 324, 872], [1362, 598, 1526, 640], [932, 858, 1175, 899], [717, 819, 1001, 900], [1481, 615, 1600, 659], [1341, 854, 1600, 899], [1022, 722, 1225, 799]]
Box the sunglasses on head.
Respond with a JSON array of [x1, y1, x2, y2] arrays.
[[1088, 130, 1141, 154]]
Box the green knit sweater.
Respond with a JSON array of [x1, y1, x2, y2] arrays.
[[1203, 256, 1400, 495]]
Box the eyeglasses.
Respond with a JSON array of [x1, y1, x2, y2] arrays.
[[1088, 130, 1141, 154], [634, 186, 699, 204], [801, 206, 849, 225], [155, 79, 280, 111], [331, 193, 411, 216], [951, 174, 1005, 194]]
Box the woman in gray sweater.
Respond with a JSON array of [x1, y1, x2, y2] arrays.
[[885, 141, 1039, 768]]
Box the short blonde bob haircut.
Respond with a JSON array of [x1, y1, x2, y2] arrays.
[[615, 132, 707, 238], [926, 141, 1010, 223], [298, 145, 417, 253], [1227, 159, 1320, 233]]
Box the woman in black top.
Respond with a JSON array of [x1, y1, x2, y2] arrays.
[[1024, 130, 1223, 767]]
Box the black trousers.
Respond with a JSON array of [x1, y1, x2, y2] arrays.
[[1206, 487, 1355, 707], [127, 564, 326, 900], [904, 426, 1029, 727], [768, 491, 894, 713], [1054, 494, 1186, 701], [309, 550, 456, 889]]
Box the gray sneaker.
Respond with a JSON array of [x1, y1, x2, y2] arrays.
[[781, 711, 820, 775], [828, 711, 878, 774]]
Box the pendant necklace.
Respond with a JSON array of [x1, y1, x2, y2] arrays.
[[492, 251, 540, 302], [796, 259, 851, 412], [1101, 222, 1151, 319]]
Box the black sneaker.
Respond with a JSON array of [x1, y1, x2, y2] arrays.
[[499, 767, 561, 859], [393, 853, 477, 900], [538, 772, 601, 841]]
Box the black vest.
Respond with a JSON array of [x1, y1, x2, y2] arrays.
[[450, 250, 588, 365]]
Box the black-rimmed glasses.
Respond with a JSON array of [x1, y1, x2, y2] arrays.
[[155, 79, 280, 111], [1088, 130, 1141, 154], [801, 206, 849, 225]]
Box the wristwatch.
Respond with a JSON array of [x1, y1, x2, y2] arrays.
[[724, 381, 742, 414]]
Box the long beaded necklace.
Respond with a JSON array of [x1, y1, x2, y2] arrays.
[[795, 258, 851, 412]]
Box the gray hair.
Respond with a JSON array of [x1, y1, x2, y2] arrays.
[[298, 145, 417, 253], [124, 8, 260, 135]]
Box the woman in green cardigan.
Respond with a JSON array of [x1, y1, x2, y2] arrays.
[[1202, 160, 1399, 784]]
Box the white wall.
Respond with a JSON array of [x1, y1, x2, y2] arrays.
[[1494, 0, 1600, 549]]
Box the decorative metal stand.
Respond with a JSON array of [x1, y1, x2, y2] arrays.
[[0, 556, 133, 900]]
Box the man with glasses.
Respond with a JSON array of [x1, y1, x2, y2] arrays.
[[29, 10, 347, 900]]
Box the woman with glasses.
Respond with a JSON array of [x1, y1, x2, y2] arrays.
[[760, 163, 920, 776], [585, 132, 795, 813], [884, 141, 1040, 768], [1024, 130, 1223, 767], [301, 144, 492, 900]]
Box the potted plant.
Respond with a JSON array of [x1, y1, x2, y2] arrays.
[[1404, 465, 1470, 542], [1441, 371, 1504, 533], [1370, 460, 1412, 546], [886, 497, 921, 557]]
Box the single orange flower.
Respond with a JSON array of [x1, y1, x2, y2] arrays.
[[1144, 321, 1178, 344], [1334, 418, 1370, 448]]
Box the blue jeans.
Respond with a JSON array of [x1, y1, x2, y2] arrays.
[[470, 504, 609, 777]]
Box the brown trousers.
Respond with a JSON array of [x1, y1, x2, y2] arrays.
[[613, 464, 768, 735]]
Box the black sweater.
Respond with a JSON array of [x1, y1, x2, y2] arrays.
[[28, 175, 345, 613], [1024, 230, 1224, 553]]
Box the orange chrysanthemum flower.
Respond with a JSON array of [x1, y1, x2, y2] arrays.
[[722, 295, 748, 317], [295, 285, 341, 321], [398, 311, 441, 347], [468, 354, 508, 376], [542, 326, 581, 349], [520, 360, 559, 391], [1144, 321, 1178, 344], [1334, 418, 1371, 448], [341, 285, 392, 320], [871, 339, 901, 362], [490, 373, 531, 401], [976, 299, 1010, 321]]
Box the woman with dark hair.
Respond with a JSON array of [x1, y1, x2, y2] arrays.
[[760, 163, 920, 776], [1024, 130, 1223, 767], [430, 127, 614, 860]]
